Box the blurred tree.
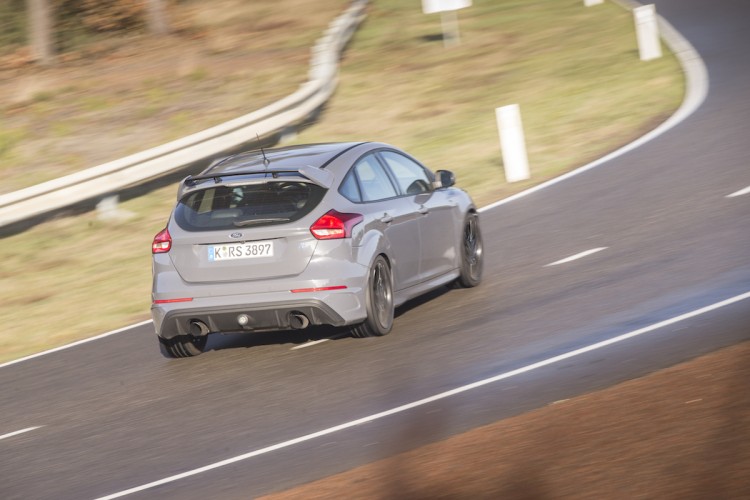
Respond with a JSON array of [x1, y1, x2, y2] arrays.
[[57, 0, 143, 33], [23, 0, 173, 64], [28, 0, 55, 65], [146, 0, 170, 36]]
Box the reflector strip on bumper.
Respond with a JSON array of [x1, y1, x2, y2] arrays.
[[290, 286, 347, 293], [153, 298, 194, 304]]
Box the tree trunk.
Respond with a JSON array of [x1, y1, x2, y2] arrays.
[[146, 0, 170, 36], [28, 0, 55, 65]]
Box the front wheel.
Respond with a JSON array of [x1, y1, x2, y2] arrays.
[[159, 335, 207, 358], [454, 212, 483, 288], [350, 255, 394, 338]]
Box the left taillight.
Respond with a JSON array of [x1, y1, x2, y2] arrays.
[[310, 210, 363, 240], [152, 228, 172, 254]]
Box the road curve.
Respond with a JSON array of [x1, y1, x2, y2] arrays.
[[2, 0, 749, 498]]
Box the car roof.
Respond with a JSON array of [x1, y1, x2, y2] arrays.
[[201, 142, 367, 176]]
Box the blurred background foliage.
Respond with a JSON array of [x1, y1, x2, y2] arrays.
[[0, 0, 27, 51], [55, 0, 147, 51], [1, 0, 174, 57]]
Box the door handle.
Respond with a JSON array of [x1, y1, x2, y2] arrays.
[[380, 214, 393, 224]]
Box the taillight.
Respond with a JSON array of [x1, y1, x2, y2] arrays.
[[152, 228, 172, 254], [310, 210, 363, 240]]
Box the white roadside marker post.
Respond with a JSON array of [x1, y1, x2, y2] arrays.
[[422, 0, 471, 48], [634, 4, 662, 61], [496, 104, 530, 183], [440, 10, 461, 48], [584, 0, 603, 6]]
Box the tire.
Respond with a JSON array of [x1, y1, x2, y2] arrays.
[[350, 255, 394, 338], [158, 334, 207, 358], [454, 212, 483, 288]]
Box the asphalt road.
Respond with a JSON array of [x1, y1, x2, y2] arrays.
[[2, 0, 749, 498]]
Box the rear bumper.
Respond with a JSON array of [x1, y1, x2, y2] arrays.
[[151, 288, 365, 339], [152, 238, 372, 339]]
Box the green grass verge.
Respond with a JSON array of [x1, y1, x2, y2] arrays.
[[0, 0, 683, 364]]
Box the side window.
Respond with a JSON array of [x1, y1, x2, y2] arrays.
[[379, 151, 432, 195], [339, 170, 362, 202], [354, 154, 398, 202]]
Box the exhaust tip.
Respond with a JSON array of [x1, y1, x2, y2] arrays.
[[288, 311, 310, 330], [188, 319, 210, 336]]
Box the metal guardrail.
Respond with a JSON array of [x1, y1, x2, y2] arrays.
[[0, 0, 367, 231]]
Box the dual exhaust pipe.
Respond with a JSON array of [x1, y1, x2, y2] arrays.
[[288, 311, 310, 330], [188, 311, 310, 336], [188, 319, 210, 337]]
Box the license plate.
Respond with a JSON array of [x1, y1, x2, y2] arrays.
[[208, 240, 274, 261]]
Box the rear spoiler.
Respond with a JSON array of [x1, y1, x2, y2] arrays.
[[176, 166, 334, 200]]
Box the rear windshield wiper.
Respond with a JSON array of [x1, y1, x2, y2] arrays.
[[233, 217, 290, 227]]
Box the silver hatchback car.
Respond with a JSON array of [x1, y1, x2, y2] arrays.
[[151, 142, 482, 357]]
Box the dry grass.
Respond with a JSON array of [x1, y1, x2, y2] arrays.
[[0, 0, 683, 363]]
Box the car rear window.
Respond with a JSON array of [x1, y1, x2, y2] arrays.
[[174, 181, 326, 231]]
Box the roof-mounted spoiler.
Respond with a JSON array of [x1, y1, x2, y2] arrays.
[[176, 166, 334, 200]]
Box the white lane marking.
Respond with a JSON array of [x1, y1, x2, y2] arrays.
[[0, 426, 42, 441], [545, 247, 608, 267], [0, 320, 153, 370], [96, 290, 750, 500], [291, 333, 349, 350], [291, 339, 331, 350], [727, 185, 750, 198]]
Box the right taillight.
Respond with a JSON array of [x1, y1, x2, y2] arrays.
[[310, 210, 363, 240], [152, 228, 172, 254]]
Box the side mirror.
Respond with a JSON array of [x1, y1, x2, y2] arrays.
[[436, 170, 456, 188]]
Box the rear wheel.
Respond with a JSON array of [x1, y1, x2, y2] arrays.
[[454, 212, 483, 288], [158, 335, 207, 358], [350, 255, 394, 338]]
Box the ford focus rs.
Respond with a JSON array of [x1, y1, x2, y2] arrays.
[[151, 142, 483, 357]]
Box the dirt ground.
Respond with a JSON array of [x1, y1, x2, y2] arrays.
[[263, 341, 750, 499]]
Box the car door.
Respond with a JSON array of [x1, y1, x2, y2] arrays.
[[378, 150, 457, 280], [350, 153, 422, 291]]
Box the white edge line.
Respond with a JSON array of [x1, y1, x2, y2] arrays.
[[0, 426, 42, 441], [97, 290, 750, 499], [0, 320, 153, 370], [545, 247, 608, 267], [2, 0, 710, 369], [291, 339, 331, 350], [727, 185, 750, 198]]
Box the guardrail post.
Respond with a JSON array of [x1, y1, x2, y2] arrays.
[[496, 104, 530, 183], [96, 195, 134, 221]]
